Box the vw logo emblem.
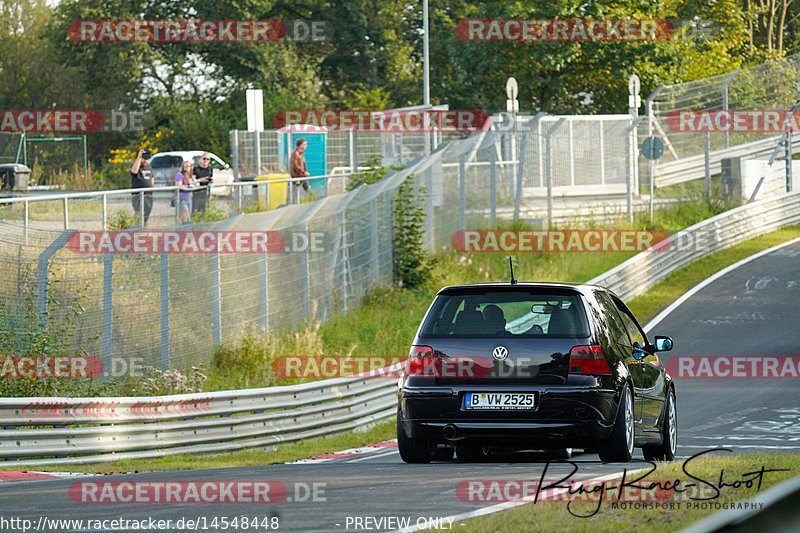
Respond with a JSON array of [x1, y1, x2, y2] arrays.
[[492, 346, 509, 361]]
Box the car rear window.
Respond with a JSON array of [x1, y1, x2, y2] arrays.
[[150, 155, 184, 169], [418, 291, 590, 338]]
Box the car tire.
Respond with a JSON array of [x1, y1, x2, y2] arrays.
[[643, 388, 677, 462], [397, 411, 432, 463], [598, 385, 634, 463], [432, 445, 455, 462], [455, 443, 488, 462]]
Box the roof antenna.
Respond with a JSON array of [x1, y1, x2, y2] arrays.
[[508, 256, 517, 285]]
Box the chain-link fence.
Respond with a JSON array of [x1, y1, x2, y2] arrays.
[[649, 54, 800, 163], [4, 94, 798, 374]]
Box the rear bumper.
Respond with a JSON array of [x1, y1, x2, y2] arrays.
[[399, 385, 619, 447]]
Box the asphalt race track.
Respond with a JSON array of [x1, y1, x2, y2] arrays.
[[0, 240, 798, 532]]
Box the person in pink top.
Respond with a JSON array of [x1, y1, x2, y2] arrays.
[[174, 160, 198, 223]]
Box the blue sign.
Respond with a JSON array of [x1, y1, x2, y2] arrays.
[[641, 136, 664, 160]]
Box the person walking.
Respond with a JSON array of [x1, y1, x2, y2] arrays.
[[289, 138, 310, 202]]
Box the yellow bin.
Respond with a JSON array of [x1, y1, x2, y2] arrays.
[[254, 173, 290, 210]]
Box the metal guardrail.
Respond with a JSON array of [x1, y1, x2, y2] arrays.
[[589, 190, 800, 300], [0, 366, 400, 465], [654, 134, 800, 188]]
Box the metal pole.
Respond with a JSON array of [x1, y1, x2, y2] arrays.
[[63, 197, 69, 230], [211, 252, 221, 350], [102, 254, 113, 378], [254, 129, 262, 176], [102, 195, 107, 230], [159, 253, 169, 371], [599, 120, 606, 184], [514, 129, 527, 221], [423, 0, 430, 107], [139, 191, 145, 227], [260, 252, 269, 332], [490, 149, 497, 225], [704, 131, 711, 202], [301, 222, 311, 318], [787, 130, 793, 193], [459, 154, 466, 230], [83, 135, 88, 177], [645, 85, 664, 223], [370, 198, 379, 280], [722, 70, 740, 149]]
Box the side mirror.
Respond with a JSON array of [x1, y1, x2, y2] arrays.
[[653, 336, 673, 352]]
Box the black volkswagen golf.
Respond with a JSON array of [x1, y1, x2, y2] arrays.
[[397, 282, 676, 463]]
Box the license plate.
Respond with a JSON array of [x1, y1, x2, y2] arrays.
[[463, 392, 537, 410]]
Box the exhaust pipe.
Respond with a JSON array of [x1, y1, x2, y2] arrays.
[[442, 424, 460, 441]]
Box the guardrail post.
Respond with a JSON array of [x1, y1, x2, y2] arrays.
[[160, 253, 169, 370], [102, 254, 113, 377], [490, 149, 497, 225], [211, 251, 221, 350], [459, 154, 466, 230]]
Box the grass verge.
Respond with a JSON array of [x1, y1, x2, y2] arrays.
[[440, 451, 799, 533]]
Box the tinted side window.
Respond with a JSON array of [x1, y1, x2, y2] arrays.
[[150, 156, 182, 169], [612, 297, 647, 347], [594, 291, 630, 347]]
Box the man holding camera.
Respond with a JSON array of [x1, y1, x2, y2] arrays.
[[192, 152, 214, 215], [130, 149, 154, 224]]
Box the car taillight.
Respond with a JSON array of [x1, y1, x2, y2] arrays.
[[405, 345, 435, 376], [569, 345, 611, 375]]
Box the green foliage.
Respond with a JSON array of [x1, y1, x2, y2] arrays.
[[347, 155, 389, 189], [191, 195, 228, 223], [108, 209, 137, 230], [392, 175, 434, 288], [0, 268, 111, 397], [347, 156, 405, 190]]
